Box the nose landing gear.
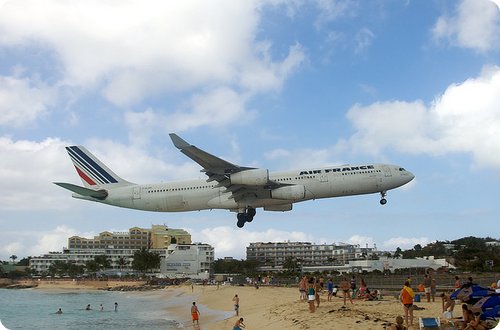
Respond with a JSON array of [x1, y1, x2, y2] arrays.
[[236, 207, 256, 228]]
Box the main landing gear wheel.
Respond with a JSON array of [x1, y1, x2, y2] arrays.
[[380, 191, 387, 205], [236, 208, 256, 228]]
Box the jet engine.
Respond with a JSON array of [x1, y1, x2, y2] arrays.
[[271, 185, 305, 200], [230, 169, 269, 185]]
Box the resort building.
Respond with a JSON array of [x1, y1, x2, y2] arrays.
[[246, 241, 377, 268], [67, 225, 191, 250], [160, 243, 214, 279], [29, 224, 214, 278]]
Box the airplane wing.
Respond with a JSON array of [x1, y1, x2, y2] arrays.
[[169, 134, 281, 202]]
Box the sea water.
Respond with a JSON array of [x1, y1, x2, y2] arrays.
[[0, 289, 181, 330]]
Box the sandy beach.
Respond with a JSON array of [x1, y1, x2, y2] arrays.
[[12, 279, 497, 329], [173, 284, 450, 330]]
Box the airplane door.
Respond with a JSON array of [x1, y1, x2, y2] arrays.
[[319, 173, 328, 183], [133, 187, 141, 199]]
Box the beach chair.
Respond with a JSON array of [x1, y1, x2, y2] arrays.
[[419, 317, 440, 329]]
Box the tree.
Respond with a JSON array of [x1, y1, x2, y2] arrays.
[[132, 248, 161, 274], [17, 257, 30, 266], [9, 255, 17, 264], [282, 257, 299, 273], [48, 260, 68, 276], [394, 247, 402, 258], [94, 255, 111, 270], [85, 260, 100, 276], [117, 257, 128, 270]]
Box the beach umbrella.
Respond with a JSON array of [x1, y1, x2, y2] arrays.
[[450, 285, 495, 304], [473, 295, 500, 312]]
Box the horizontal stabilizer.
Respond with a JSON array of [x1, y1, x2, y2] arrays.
[[54, 182, 108, 200]]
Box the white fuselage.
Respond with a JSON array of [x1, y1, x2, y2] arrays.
[[72, 163, 413, 213]]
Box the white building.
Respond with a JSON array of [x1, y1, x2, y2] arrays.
[[160, 243, 214, 279], [247, 241, 377, 267], [302, 256, 454, 274]]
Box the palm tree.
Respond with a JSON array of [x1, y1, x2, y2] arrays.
[[117, 257, 128, 271], [9, 255, 17, 264]]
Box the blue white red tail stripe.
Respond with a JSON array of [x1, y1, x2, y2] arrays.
[[66, 146, 118, 185]]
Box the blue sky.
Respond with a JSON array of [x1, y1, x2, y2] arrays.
[[1, 0, 499, 260]]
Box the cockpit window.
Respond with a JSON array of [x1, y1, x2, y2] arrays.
[[399, 168, 406, 171]]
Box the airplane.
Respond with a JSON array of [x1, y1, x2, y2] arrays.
[[54, 134, 415, 228]]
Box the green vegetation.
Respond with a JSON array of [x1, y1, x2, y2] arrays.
[[131, 248, 161, 274], [399, 236, 499, 272]]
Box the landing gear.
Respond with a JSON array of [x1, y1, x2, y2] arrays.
[[380, 191, 387, 205], [236, 207, 256, 228]]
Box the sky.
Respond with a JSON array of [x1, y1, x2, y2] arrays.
[[1, 0, 499, 261]]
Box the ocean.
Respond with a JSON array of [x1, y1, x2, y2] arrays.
[[0, 288, 183, 330]]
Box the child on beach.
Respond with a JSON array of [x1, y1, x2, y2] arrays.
[[191, 302, 200, 326]]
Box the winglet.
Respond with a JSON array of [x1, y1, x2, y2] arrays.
[[169, 133, 191, 149]]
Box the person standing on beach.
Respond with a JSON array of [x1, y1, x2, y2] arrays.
[[307, 277, 315, 313], [430, 278, 436, 302], [314, 279, 322, 308], [340, 277, 353, 306], [424, 274, 432, 302], [299, 276, 307, 301], [454, 276, 461, 288], [114, 302, 118, 312], [191, 302, 200, 326], [327, 278, 334, 302], [232, 294, 240, 316], [399, 281, 414, 328]]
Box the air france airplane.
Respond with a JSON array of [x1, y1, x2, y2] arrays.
[[55, 134, 414, 227]]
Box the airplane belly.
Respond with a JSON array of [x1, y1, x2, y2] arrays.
[[207, 193, 238, 209], [166, 195, 186, 211]]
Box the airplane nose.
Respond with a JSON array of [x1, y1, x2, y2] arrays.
[[406, 171, 415, 183]]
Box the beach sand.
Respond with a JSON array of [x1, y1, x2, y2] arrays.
[[19, 280, 458, 329], [175, 284, 450, 330]]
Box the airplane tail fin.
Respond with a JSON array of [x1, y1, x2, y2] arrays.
[[64, 145, 133, 188]]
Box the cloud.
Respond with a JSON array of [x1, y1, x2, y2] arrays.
[[0, 137, 74, 210], [432, 0, 500, 52], [30, 225, 78, 255], [0, 0, 305, 111], [346, 234, 375, 247], [0, 226, 97, 260], [354, 27, 375, 54], [196, 226, 313, 259], [314, 0, 357, 29], [124, 87, 253, 136], [0, 75, 56, 127], [0, 136, 201, 212], [344, 66, 500, 169], [382, 237, 431, 251]]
